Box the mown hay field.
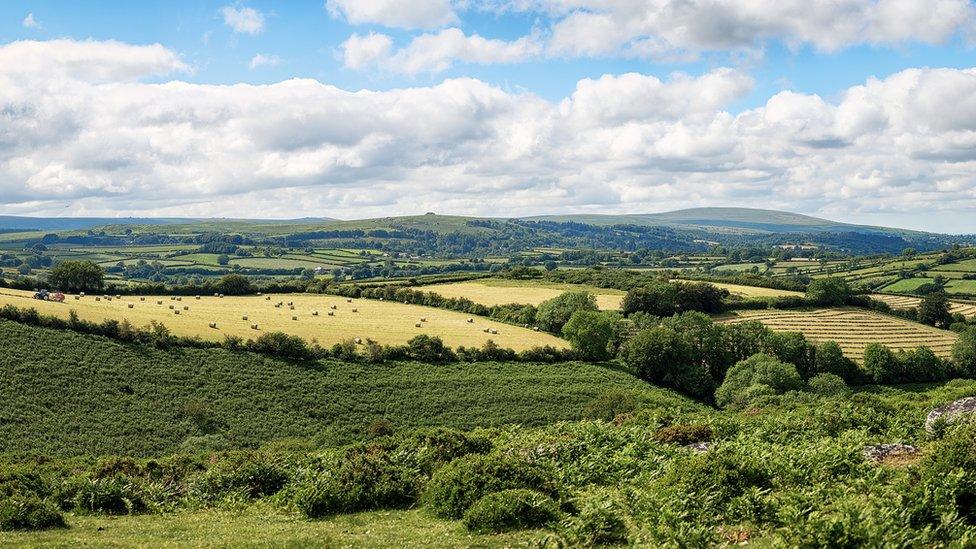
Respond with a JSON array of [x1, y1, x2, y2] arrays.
[[718, 308, 958, 361], [422, 279, 626, 309], [871, 294, 976, 318], [0, 289, 566, 351], [699, 281, 803, 299]]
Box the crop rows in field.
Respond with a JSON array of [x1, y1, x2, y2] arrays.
[[718, 308, 958, 361], [422, 280, 626, 310], [0, 288, 565, 351], [870, 294, 976, 318]]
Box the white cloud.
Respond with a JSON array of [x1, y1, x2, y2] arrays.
[[2, 38, 976, 230], [340, 33, 394, 70], [326, 0, 457, 29], [220, 6, 265, 35], [22, 13, 41, 29], [249, 54, 282, 69], [341, 28, 542, 74], [500, 0, 976, 59]]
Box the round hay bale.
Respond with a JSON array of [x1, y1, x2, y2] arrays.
[[420, 317, 427, 322], [242, 315, 248, 321], [74, 296, 80, 300], [292, 316, 298, 321], [140, 297, 145, 301], [95, 297, 101, 301], [214, 293, 220, 297], [415, 323, 422, 328], [209, 322, 217, 329], [157, 300, 163, 305], [287, 301, 293, 306], [266, 296, 271, 300], [490, 329, 498, 335], [183, 306, 188, 311], [169, 305, 174, 310], [176, 297, 182, 302], [251, 324, 259, 330], [195, 296, 201, 300], [330, 305, 337, 310], [467, 318, 473, 323], [219, 294, 225, 298], [170, 296, 176, 301], [354, 338, 362, 344], [312, 311, 319, 316], [127, 304, 134, 309], [116, 294, 122, 299], [79, 292, 85, 297], [532, 327, 539, 331], [106, 297, 112, 302], [346, 299, 353, 303], [174, 310, 180, 315], [328, 311, 334, 316], [257, 292, 262, 296], [483, 328, 490, 333], [352, 308, 358, 313], [289, 305, 295, 310]]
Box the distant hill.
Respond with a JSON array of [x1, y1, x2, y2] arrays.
[[524, 207, 919, 236]]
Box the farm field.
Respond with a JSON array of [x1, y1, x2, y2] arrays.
[[422, 279, 627, 309], [0, 289, 565, 351], [870, 294, 976, 318], [0, 507, 543, 548], [718, 307, 958, 361], [880, 277, 976, 296], [693, 281, 803, 298]]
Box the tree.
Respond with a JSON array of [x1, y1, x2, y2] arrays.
[[535, 291, 598, 333], [622, 327, 713, 399], [862, 343, 898, 384], [47, 260, 104, 292], [714, 353, 805, 409], [918, 292, 953, 328], [215, 274, 252, 295], [805, 278, 852, 306], [952, 328, 976, 378], [813, 341, 860, 384], [622, 280, 727, 317], [562, 310, 615, 361], [406, 335, 455, 362], [217, 254, 230, 266]]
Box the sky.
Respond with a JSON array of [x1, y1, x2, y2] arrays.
[[0, 1, 975, 233]]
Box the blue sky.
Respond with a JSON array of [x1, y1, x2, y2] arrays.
[[1, 1, 975, 232]]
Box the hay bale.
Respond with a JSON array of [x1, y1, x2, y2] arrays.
[[140, 297, 145, 301], [214, 293, 220, 297], [127, 304, 134, 309], [289, 305, 295, 310], [483, 328, 490, 333], [354, 338, 362, 344], [251, 324, 259, 330], [257, 292, 262, 296], [219, 294, 225, 298], [209, 322, 217, 329], [328, 311, 334, 316], [532, 327, 539, 331], [74, 296, 80, 300], [242, 315, 248, 321], [116, 294, 122, 299], [174, 310, 180, 315], [490, 329, 498, 335], [95, 297, 101, 301], [312, 311, 319, 316], [79, 292, 85, 297], [157, 300, 163, 305], [183, 306, 188, 311], [266, 296, 271, 300], [346, 299, 353, 303], [170, 296, 176, 301], [292, 316, 298, 321], [415, 323, 422, 328], [176, 297, 182, 302], [352, 308, 358, 313], [106, 297, 112, 302], [420, 317, 427, 322], [168, 305, 174, 310], [330, 305, 337, 310], [287, 301, 293, 306], [467, 318, 473, 323], [195, 295, 200, 300]]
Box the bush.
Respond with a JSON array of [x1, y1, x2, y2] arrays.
[[952, 328, 976, 378], [462, 489, 560, 533], [188, 454, 290, 502], [0, 496, 66, 531], [622, 326, 714, 399], [653, 424, 714, 446], [805, 278, 852, 306], [814, 341, 861, 384], [581, 390, 639, 421], [562, 489, 630, 546], [73, 476, 145, 515], [423, 454, 561, 519], [808, 373, 850, 396], [714, 354, 805, 409], [621, 280, 726, 317], [904, 424, 976, 532]]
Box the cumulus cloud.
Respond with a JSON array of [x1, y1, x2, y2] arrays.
[[326, 0, 458, 29], [221, 5, 265, 35], [22, 13, 41, 29], [340, 28, 542, 74], [491, 0, 976, 59], [249, 54, 282, 69], [1, 38, 976, 229]]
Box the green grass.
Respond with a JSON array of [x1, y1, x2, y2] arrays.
[[878, 277, 936, 293], [0, 319, 696, 458], [0, 506, 542, 548]]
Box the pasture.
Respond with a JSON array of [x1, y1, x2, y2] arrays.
[[422, 279, 626, 309], [0, 289, 565, 351], [718, 308, 958, 361], [698, 281, 803, 298]]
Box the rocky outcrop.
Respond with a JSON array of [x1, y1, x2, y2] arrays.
[[862, 444, 918, 463], [925, 397, 976, 435]]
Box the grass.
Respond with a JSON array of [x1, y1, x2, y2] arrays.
[[717, 307, 959, 361], [946, 279, 976, 295], [421, 279, 626, 310], [879, 278, 936, 294], [0, 506, 544, 548], [931, 258, 976, 272], [0, 288, 564, 351], [0, 319, 688, 457], [693, 281, 803, 298]]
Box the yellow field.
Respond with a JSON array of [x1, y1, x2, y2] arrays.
[[0, 289, 566, 351], [718, 308, 958, 361], [422, 280, 626, 310], [698, 281, 804, 299], [870, 294, 976, 318]]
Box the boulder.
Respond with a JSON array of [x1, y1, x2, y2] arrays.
[[925, 397, 976, 435], [862, 443, 918, 463]]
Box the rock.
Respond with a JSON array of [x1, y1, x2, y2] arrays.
[[862, 443, 918, 463], [925, 397, 976, 435], [685, 442, 711, 453]]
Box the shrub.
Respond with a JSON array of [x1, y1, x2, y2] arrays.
[[462, 489, 560, 533], [653, 424, 714, 446], [808, 373, 850, 396], [863, 344, 898, 384], [562, 489, 630, 546], [582, 390, 639, 421], [367, 418, 394, 438], [0, 496, 66, 531], [904, 424, 976, 532], [952, 328, 976, 378], [805, 278, 852, 306], [405, 335, 456, 363], [188, 454, 290, 502], [73, 476, 145, 515], [714, 354, 805, 409], [814, 341, 861, 384], [622, 326, 714, 399], [423, 454, 561, 519]]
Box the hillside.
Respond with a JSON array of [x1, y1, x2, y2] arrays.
[[0, 320, 697, 458]]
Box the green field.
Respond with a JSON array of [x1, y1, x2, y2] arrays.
[[0, 319, 685, 457]]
